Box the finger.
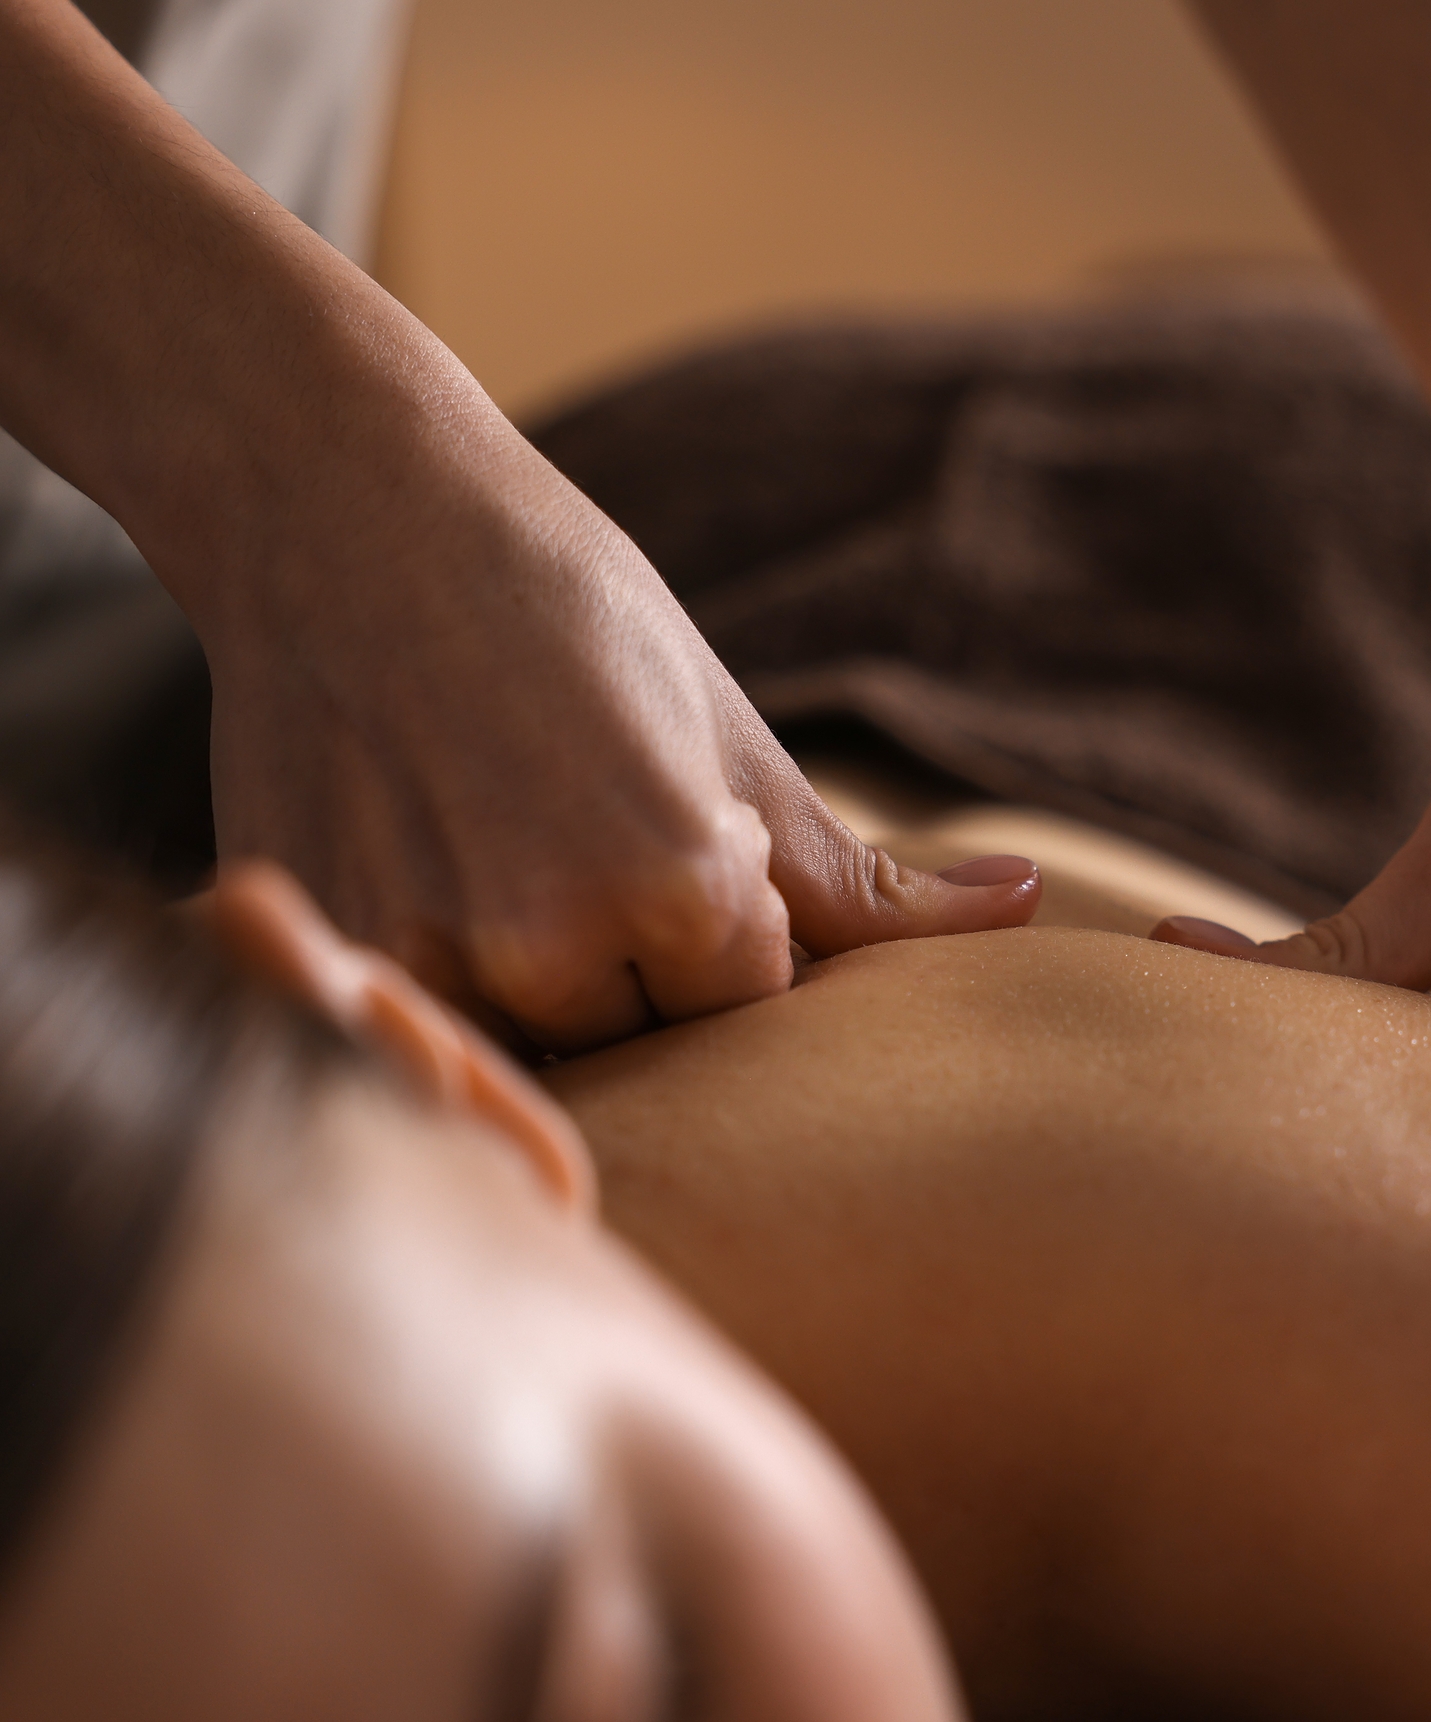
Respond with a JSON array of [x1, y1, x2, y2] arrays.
[[764, 777, 1041, 958], [387, 921, 549, 1065], [635, 875, 793, 1023], [1150, 911, 1390, 981], [414, 836, 782, 1055], [499, 962, 657, 1058], [464, 921, 658, 1056], [1151, 803, 1431, 990], [1149, 915, 1261, 958], [1152, 905, 1431, 990], [709, 676, 1042, 955], [633, 801, 795, 1024]]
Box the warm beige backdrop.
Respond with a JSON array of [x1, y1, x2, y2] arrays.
[[374, 0, 1329, 418]]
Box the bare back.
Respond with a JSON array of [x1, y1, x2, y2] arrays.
[[546, 930, 1431, 1719]]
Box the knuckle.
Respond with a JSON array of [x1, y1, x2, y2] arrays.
[[629, 805, 779, 961], [866, 845, 908, 905], [462, 797, 787, 1016], [466, 918, 593, 1023], [842, 844, 913, 921], [632, 863, 748, 961], [1297, 912, 1370, 977]]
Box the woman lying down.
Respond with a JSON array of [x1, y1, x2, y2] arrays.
[[1, 828, 1428, 1722]]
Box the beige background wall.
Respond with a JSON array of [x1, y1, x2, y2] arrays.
[[374, 0, 1330, 418]]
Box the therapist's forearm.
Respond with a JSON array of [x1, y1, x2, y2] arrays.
[[0, 0, 503, 639], [1190, 0, 1431, 396]]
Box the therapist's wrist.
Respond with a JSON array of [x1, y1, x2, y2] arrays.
[[137, 272, 517, 650], [0, 0, 521, 649]]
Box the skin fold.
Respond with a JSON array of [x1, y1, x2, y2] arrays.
[[545, 928, 1431, 1720]]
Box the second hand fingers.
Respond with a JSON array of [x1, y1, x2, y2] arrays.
[[1152, 800, 1431, 990]]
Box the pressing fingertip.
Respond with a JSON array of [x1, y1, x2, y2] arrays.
[[917, 853, 1041, 934], [938, 854, 1038, 887], [1151, 914, 1257, 951]]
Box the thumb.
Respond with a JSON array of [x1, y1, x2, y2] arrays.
[[763, 775, 1041, 958], [1151, 804, 1431, 989], [715, 678, 1039, 955]]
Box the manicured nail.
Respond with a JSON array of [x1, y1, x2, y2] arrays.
[[1156, 915, 1256, 948], [938, 854, 1037, 887]]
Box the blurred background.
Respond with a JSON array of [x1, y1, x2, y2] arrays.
[[374, 0, 1331, 418]]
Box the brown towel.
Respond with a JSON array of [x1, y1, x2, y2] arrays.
[[531, 292, 1431, 918]]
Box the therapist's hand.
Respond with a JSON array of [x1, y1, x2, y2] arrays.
[[1151, 802, 1431, 991], [205, 387, 1041, 1052], [0, 0, 1040, 1055], [1152, 6, 1431, 993]]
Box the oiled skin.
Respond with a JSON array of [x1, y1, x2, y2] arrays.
[[545, 928, 1431, 1721]]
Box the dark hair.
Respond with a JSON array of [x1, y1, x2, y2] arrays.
[[0, 820, 355, 1582]]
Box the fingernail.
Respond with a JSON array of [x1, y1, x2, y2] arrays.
[[1156, 915, 1257, 948], [939, 853, 1037, 887]]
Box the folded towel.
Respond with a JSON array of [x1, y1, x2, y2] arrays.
[[532, 290, 1431, 916]]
